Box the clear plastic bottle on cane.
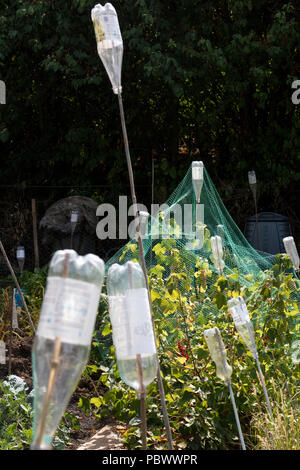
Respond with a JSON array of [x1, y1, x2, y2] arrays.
[[107, 261, 158, 392], [204, 326, 246, 450], [227, 296, 272, 417], [31, 249, 105, 450], [91, 3, 123, 95]]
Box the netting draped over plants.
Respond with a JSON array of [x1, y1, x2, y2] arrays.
[[106, 162, 299, 328], [107, 162, 277, 273]]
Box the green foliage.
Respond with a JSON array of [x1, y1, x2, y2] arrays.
[[251, 379, 300, 450], [0, 0, 299, 224], [0, 376, 33, 449], [0, 268, 48, 335], [88, 243, 300, 450], [0, 375, 80, 450]]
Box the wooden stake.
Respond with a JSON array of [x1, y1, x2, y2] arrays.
[[136, 353, 147, 450], [127, 263, 148, 450], [31, 199, 40, 269], [0, 240, 35, 333], [34, 336, 62, 449], [254, 195, 260, 251], [8, 288, 13, 375]]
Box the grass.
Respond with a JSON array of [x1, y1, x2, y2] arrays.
[[250, 377, 300, 450]]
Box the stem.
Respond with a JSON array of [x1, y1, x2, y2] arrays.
[[117, 93, 174, 450]]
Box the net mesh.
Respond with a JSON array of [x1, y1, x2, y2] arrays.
[[106, 162, 299, 328]]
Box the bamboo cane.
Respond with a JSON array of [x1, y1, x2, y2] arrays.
[[118, 93, 174, 450], [136, 353, 147, 450], [32, 199, 40, 269]]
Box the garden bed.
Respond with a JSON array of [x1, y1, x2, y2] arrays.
[[0, 332, 119, 450]]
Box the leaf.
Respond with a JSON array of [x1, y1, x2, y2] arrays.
[[214, 292, 227, 309], [151, 290, 161, 302], [90, 397, 103, 408], [175, 356, 186, 364], [101, 322, 112, 336]]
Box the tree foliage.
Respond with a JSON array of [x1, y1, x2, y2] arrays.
[[0, 0, 299, 223]]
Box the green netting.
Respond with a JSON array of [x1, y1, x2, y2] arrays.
[[107, 163, 277, 272], [106, 162, 299, 326]]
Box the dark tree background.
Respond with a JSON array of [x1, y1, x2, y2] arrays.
[[0, 0, 299, 260]]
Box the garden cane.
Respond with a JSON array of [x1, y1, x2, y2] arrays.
[[91, 3, 174, 450], [248, 170, 260, 251], [128, 262, 147, 450], [0, 240, 35, 333]]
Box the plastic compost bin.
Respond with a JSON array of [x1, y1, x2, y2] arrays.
[[244, 212, 293, 254]]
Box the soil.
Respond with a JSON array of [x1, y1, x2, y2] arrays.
[[0, 331, 124, 450]]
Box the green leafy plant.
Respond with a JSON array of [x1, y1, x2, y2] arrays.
[[86, 243, 300, 450], [0, 375, 80, 450]]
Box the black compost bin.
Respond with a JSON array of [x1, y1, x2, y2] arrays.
[[244, 212, 293, 254]]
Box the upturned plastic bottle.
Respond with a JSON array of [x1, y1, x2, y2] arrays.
[[283, 236, 300, 271], [204, 327, 232, 382], [191, 161, 203, 204], [31, 249, 105, 450], [211, 235, 225, 275], [91, 3, 123, 94], [107, 261, 158, 392], [227, 297, 257, 357]]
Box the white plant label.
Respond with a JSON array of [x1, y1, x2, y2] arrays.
[[0, 340, 5, 364], [109, 288, 156, 359], [37, 277, 101, 345]]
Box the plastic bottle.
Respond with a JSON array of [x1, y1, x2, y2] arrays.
[[211, 235, 225, 275], [91, 3, 123, 94], [107, 261, 157, 392], [191, 161, 203, 203], [283, 236, 300, 272], [31, 249, 105, 450], [16, 245, 25, 274], [227, 297, 257, 357], [248, 170, 256, 185], [203, 327, 232, 382]]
